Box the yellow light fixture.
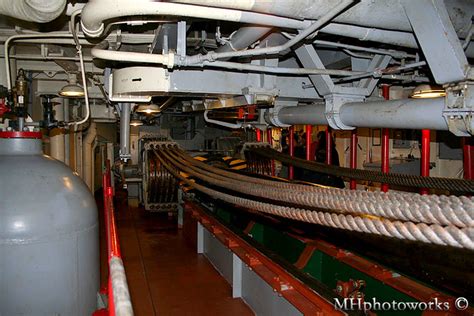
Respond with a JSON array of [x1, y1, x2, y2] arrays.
[[135, 103, 161, 114], [59, 77, 84, 98], [130, 118, 143, 126], [411, 84, 446, 98]]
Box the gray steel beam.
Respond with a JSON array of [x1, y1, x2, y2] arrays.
[[358, 54, 391, 94], [294, 44, 334, 96], [402, 0, 469, 84]]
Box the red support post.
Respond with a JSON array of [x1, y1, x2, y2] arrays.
[[420, 129, 431, 195], [306, 125, 312, 161], [325, 127, 332, 165], [350, 130, 358, 190], [256, 129, 262, 142], [289, 126, 294, 180], [267, 128, 275, 176], [464, 137, 474, 180], [381, 85, 390, 192]]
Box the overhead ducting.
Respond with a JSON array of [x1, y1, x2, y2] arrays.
[[0, 0, 66, 23]]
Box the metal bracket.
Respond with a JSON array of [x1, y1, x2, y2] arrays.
[[443, 82, 474, 136], [241, 86, 278, 106], [265, 100, 298, 128], [324, 94, 364, 130]]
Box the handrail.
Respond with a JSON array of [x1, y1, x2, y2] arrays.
[[95, 160, 133, 316]]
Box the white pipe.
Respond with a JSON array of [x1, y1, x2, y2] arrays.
[[67, 10, 91, 127], [80, 0, 309, 38], [0, 0, 66, 23], [83, 121, 97, 190], [204, 110, 242, 129], [91, 46, 362, 76], [4, 33, 83, 90]]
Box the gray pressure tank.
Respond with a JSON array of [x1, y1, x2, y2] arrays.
[[0, 131, 99, 315]]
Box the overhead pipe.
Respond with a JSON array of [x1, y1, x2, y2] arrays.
[[169, 0, 473, 36], [276, 98, 449, 131], [0, 0, 66, 23], [80, 1, 309, 38]]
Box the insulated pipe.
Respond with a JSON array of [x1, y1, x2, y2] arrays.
[[276, 98, 449, 131], [0, 0, 66, 23], [170, 0, 473, 35], [119, 103, 131, 161], [80, 1, 309, 38], [83, 121, 96, 190]]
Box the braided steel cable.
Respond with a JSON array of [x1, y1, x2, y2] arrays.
[[154, 148, 474, 249], [167, 146, 474, 228], [251, 147, 474, 194]]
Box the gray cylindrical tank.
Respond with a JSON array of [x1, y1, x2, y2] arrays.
[[0, 131, 99, 315]]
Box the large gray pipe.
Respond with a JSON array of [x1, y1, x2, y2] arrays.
[[277, 98, 449, 130], [119, 103, 131, 161], [0, 0, 66, 23], [170, 0, 473, 36]]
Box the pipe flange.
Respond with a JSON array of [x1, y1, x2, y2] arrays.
[[80, 21, 104, 38], [324, 94, 364, 130]]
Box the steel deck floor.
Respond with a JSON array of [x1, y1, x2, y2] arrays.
[[102, 194, 253, 316]]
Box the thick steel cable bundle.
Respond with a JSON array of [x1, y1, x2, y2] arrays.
[[167, 146, 474, 228], [153, 146, 473, 249], [249, 147, 474, 194], [145, 149, 179, 207], [161, 148, 474, 228]]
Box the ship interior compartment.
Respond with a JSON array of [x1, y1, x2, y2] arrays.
[[1, 1, 474, 315]]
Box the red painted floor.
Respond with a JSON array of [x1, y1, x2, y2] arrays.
[[103, 194, 253, 316]]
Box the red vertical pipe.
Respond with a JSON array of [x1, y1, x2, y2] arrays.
[[256, 128, 262, 142], [350, 130, 358, 190], [325, 127, 332, 165], [420, 129, 430, 195], [464, 137, 474, 180], [381, 85, 390, 192], [306, 125, 312, 161], [289, 126, 294, 180], [267, 128, 275, 176]]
